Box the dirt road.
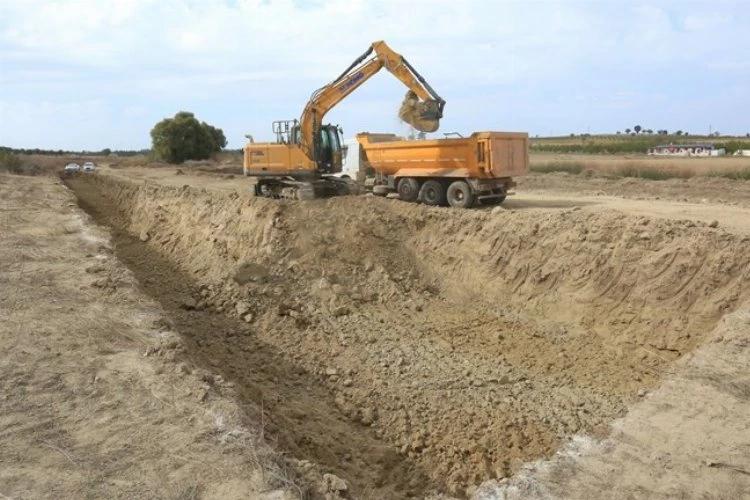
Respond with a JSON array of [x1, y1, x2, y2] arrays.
[[49, 165, 750, 498]]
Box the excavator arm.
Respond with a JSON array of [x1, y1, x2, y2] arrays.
[[298, 40, 445, 162]]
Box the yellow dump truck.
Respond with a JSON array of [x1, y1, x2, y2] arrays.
[[356, 131, 529, 208]]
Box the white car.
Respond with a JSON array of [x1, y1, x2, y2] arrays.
[[64, 162, 81, 172], [83, 161, 96, 172]]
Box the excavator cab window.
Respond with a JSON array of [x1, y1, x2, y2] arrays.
[[315, 125, 343, 173], [319, 127, 330, 150], [327, 127, 341, 154]]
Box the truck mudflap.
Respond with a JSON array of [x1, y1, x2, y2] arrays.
[[468, 177, 515, 204], [468, 177, 515, 193]]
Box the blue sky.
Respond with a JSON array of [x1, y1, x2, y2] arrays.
[[0, 0, 748, 150]]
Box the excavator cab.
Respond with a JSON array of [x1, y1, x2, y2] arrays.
[[279, 121, 344, 174], [316, 124, 345, 174]]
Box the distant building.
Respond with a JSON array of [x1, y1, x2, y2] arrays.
[[647, 143, 725, 157]]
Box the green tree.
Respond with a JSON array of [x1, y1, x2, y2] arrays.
[[634, 125, 642, 134], [625, 128, 631, 134], [101, 148, 112, 156], [202, 123, 227, 150], [150, 111, 226, 164]]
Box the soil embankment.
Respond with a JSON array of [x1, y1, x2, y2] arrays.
[[65, 173, 750, 497]]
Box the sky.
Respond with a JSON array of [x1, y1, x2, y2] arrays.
[[0, 0, 748, 150]]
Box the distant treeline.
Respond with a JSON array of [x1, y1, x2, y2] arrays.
[[1, 147, 150, 157], [1, 147, 244, 158]]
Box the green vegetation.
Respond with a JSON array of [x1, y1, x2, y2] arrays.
[[0, 147, 42, 175], [530, 162, 585, 174], [4, 147, 147, 157], [150, 111, 227, 164], [708, 169, 750, 180], [531, 134, 750, 155], [713, 141, 750, 155], [0, 148, 23, 174]]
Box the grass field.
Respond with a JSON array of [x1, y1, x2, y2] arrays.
[[530, 152, 750, 180], [530, 133, 750, 155]]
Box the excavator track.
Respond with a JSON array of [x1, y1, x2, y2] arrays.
[[253, 177, 359, 201]]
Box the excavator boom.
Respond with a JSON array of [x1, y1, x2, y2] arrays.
[[298, 40, 445, 162]]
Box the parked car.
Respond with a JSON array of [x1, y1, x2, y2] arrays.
[[83, 161, 96, 172], [64, 162, 81, 173]]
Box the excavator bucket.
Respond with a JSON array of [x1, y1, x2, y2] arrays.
[[398, 91, 442, 133]]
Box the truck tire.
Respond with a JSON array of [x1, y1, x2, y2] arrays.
[[372, 185, 390, 197], [397, 178, 420, 203], [446, 180, 475, 208], [421, 180, 447, 206]]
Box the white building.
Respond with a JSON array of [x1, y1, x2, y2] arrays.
[[647, 143, 725, 157]]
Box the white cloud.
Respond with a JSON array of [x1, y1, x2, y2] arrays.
[[683, 12, 731, 31], [0, 0, 748, 148], [1, 0, 744, 86]]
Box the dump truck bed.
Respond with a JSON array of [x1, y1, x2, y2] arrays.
[[357, 131, 529, 180]]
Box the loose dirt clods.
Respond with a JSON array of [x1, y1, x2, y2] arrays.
[[398, 90, 440, 133], [59, 172, 750, 498]]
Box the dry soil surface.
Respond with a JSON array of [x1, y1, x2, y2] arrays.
[[40, 165, 750, 499], [518, 171, 750, 210], [0, 174, 358, 500]]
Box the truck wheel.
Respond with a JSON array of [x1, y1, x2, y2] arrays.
[[421, 180, 447, 206], [372, 185, 390, 197], [397, 178, 420, 203], [446, 181, 475, 208]]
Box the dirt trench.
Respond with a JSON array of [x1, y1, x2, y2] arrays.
[[65, 174, 750, 498]]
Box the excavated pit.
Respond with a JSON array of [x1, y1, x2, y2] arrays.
[[65, 174, 750, 498]]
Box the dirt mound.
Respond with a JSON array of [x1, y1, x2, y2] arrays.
[[65, 174, 750, 497]]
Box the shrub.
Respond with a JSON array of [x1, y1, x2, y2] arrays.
[[150, 111, 227, 164], [708, 169, 750, 180], [0, 148, 23, 174]]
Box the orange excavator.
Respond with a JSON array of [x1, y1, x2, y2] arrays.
[[243, 40, 445, 199]]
